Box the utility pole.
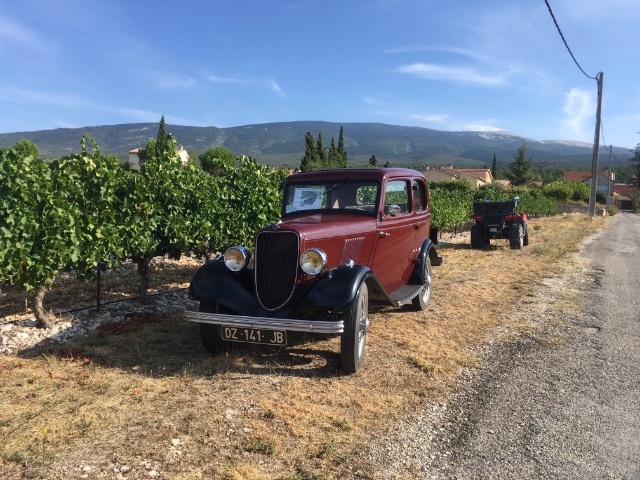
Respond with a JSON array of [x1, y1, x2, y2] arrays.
[[588, 72, 604, 217], [606, 145, 613, 213]]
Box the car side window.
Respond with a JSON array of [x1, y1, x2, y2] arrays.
[[384, 180, 410, 216], [412, 180, 426, 212]]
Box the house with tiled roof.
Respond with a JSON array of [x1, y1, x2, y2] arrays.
[[613, 184, 637, 210], [423, 166, 493, 189], [562, 170, 612, 193]]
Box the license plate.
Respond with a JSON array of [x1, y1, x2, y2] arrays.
[[489, 228, 498, 233], [221, 326, 287, 346]]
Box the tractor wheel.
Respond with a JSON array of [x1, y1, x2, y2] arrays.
[[471, 224, 484, 249], [509, 223, 524, 249]]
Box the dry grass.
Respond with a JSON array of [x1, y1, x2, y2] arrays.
[[0, 214, 606, 480]]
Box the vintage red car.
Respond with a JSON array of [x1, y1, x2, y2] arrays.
[[184, 168, 444, 373]]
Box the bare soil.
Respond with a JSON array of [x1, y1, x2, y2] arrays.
[[0, 214, 606, 480]]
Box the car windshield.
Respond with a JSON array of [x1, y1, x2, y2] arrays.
[[283, 180, 380, 216]]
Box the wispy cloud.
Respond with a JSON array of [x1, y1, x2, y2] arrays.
[[0, 15, 52, 54], [411, 113, 449, 124], [264, 77, 285, 97], [563, 87, 594, 139], [0, 87, 93, 108], [154, 74, 197, 89], [206, 74, 246, 84], [394, 63, 506, 86], [384, 45, 489, 63], [114, 108, 161, 123], [206, 73, 286, 96]]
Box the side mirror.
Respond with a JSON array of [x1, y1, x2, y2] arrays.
[[387, 204, 402, 217]]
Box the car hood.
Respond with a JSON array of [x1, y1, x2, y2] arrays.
[[277, 213, 377, 240]]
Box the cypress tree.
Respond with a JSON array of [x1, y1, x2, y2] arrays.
[[317, 132, 326, 167], [155, 114, 168, 158], [328, 138, 338, 168], [338, 126, 348, 168], [300, 132, 318, 172], [491, 153, 497, 180]]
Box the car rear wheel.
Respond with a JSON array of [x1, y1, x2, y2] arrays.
[[198, 301, 233, 354], [509, 223, 524, 249], [412, 255, 432, 311], [341, 282, 369, 373], [470, 224, 484, 249]]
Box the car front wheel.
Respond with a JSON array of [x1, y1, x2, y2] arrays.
[[198, 301, 233, 354], [340, 281, 369, 373], [412, 255, 433, 311]]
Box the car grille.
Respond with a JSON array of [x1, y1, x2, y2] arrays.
[[255, 230, 300, 311]]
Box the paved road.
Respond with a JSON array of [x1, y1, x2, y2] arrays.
[[430, 212, 640, 479]]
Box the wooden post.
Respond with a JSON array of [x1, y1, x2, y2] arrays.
[[588, 72, 604, 217]]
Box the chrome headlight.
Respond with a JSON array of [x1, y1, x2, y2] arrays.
[[223, 246, 250, 271], [300, 248, 327, 276]]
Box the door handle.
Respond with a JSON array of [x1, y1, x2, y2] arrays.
[[379, 232, 391, 238]]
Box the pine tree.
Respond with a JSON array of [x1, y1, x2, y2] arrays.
[[369, 155, 378, 167], [300, 132, 318, 172], [507, 144, 533, 186]]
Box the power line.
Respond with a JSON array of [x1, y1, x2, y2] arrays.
[[544, 0, 598, 81]]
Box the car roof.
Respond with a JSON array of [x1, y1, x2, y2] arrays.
[[284, 168, 425, 184]]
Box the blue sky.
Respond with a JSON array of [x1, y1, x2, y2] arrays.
[[1, 0, 639, 149]]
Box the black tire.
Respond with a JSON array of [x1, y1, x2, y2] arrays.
[[470, 224, 484, 249], [523, 221, 529, 246], [198, 301, 232, 354], [509, 223, 524, 249], [412, 255, 433, 311], [340, 282, 369, 373]]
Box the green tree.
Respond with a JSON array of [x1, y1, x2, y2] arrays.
[[369, 155, 378, 167], [154, 114, 169, 158], [506, 144, 533, 186], [198, 146, 237, 176], [12, 139, 40, 160], [317, 132, 327, 166], [327, 138, 338, 168], [338, 126, 348, 168], [631, 143, 640, 187], [491, 153, 497, 179], [300, 132, 319, 172]]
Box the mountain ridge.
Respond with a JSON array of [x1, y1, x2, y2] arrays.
[[0, 121, 630, 169]]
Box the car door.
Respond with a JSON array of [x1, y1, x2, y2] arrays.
[[371, 178, 417, 293]]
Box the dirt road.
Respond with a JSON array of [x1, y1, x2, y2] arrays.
[[368, 212, 640, 479]]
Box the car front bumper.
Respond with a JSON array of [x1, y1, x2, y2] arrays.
[[183, 310, 344, 334]]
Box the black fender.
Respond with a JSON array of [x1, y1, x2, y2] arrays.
[[408, 238, 442, 286], [304, 265, 373, 311], [188, 257, 263, 315]]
